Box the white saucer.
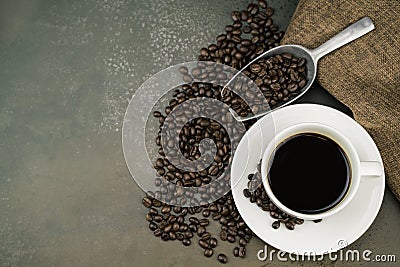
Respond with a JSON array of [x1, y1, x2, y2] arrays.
[[231, 104, 385, 255]]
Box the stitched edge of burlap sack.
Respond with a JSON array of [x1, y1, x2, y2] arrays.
[[282, 0, 400, 201]]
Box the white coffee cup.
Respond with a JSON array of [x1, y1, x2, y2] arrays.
[[261, 122, 382, 220]]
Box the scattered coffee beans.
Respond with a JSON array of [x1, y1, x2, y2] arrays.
[[141, 0, 312, 264]]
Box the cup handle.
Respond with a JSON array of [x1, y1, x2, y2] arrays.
[[360, 161, 382, 178]]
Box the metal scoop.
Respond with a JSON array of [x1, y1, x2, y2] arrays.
[[222, 17, 375, 122]]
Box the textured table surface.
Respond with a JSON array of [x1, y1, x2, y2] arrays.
[[0, 0, 398, 266]]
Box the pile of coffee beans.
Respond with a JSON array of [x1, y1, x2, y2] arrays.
[[142, 0, 310, 264], [198, 1, 282, 67], [243, 53, 307, 107], [143, 192, 253, 263]]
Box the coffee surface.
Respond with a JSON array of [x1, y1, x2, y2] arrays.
[[268, 133, 350, 214]]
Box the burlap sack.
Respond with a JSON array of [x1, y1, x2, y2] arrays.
[[282, 0, 400, 201]]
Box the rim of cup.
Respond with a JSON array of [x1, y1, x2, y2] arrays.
[[261, 122, 361, 220]]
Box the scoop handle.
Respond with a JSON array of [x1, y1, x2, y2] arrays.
[[311, 17, 375, 61]]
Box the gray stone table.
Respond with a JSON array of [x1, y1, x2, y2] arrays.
[[0, 0, 398, 266]]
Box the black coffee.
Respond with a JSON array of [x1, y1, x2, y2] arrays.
[[268, 133, 350, 214]]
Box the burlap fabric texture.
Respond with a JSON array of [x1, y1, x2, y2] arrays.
[[282, 0, 400, 201]]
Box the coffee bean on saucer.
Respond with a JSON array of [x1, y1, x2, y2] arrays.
[[285, 221, 295, 230], [272, 221, 280, 229], [243, 188, 251, 198], [295, 218, 304, 225]]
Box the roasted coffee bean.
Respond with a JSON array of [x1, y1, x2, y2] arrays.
[[145, 214, 153, 222], [142, 197, 152, 208], [201, 232, 211, 241], [199, 239, 209, 249], [149, 222, 158, 231], [288, 82, 298, 92], [191, 67, 201, 77], [221, 208, 229, 216], [202, 209, 210, 217], [220, 230, 228, 241], [228, 228, 237, 236], [179, 223, 189, 232], [189, 224, 197, 232], [189, 217, 199, 224], [259, 0, 267, 9], [238, 247, 246, 258], [154, 215, 163, 222], [231, 11, 240, 22], [182, 238, 191, 246], [161, 233, 169, 241], [172, 222, 180, 232], [154, 228, 162, 237], [177, 215, 184, 224], [204, 248, 214, 258], [209, 237, 218, 248], [218, 253, 228, 264], [313, 219, 322, 223], [299, 79, 306, 88], [161, 206, 171, 214], [233, 247, 240, 257], [182, 74, 193, 83], [239, 238, 247, 247], [219, 216, 228, 225], [212, 213, 222, 220], [227, 235, 236, 243], [153, 111, 162, 118], [197, 226, 206, 236], [176, 232, 184, 241], [169, 232, 177, 240], [295, 218, 305, 225], [164, 224, 172, 233], [285, 221, 295, 230], [179, 66, 189, 75], [200, 219, 209, 226], [272, 221, 280, 229], [185, 230, 193, 239], [167, 215, 176, 224]]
